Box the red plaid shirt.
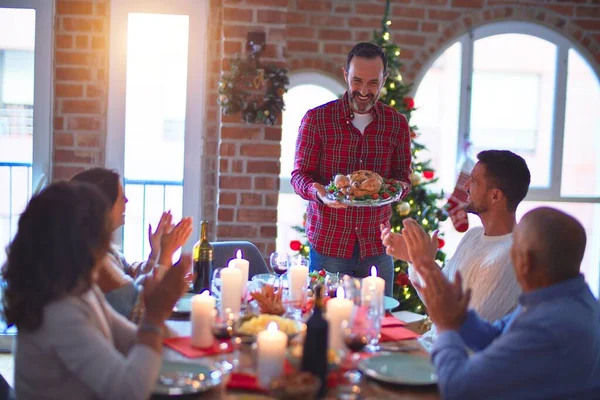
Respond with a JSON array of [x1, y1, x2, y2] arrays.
[[291, 93, 412, 259]]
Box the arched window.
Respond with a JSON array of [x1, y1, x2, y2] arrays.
[[413, 21, 600, 296], [277, 72, 346, 253]]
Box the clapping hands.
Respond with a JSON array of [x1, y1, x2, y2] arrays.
[[401, 218, 471, 332]]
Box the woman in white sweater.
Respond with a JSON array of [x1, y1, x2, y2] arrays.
[[3, 182, 189, 400]]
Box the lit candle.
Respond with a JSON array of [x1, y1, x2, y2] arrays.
[[326, 287, 354, 353], [288, 261, 309, 304], [220, 263, 242, 317], [361, 266, 385, 312], [228, 249, 249, 294], [190, 290, 216, 348], [256, 322, 288, 388]]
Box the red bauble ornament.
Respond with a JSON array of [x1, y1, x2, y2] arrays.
[[437, 238, 445, 249], [403, 97, 415, 110], [423, 170, 434, 179], [395, 273, 411, 287], [290, 240, 302, 251]]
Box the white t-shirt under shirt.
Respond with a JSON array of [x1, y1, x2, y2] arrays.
[[351, 112, 372, 134], [409, 226, 521, 352]]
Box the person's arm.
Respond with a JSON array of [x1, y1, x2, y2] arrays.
[[48, 304, 162, 400], [390, 114, 412, 198], [455, 309, 509, 351], [432, 320, 557, 400], [290, 110, 321, 202]]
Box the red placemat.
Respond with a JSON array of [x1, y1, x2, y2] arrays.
[[163, 336, 233, 358], [380, 326, 420, 342], [381, 314, 407, 327]]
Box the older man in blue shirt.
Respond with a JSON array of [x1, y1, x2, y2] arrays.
[[398, 208, 600, 400]]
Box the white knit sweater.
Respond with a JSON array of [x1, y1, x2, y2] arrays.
[[409, 226, 521, 352]]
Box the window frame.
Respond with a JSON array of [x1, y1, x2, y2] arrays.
[[106, 0, 209, 251], [416, 21, 599, 204], [0, 0, 52, 186]]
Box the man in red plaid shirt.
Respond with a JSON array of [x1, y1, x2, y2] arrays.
[[291, 42, 412, 296]]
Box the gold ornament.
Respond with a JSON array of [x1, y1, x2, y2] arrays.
[[253, 69, 265, 89], [396, 201, 411, 217], [264, 110, 270, 116], [411, 173, 421, 186]]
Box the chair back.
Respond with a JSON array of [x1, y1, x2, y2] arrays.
[[212, 241, 272, 278]]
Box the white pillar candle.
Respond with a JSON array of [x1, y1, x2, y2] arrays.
[[190, 290, 216, 348], [361, 265, 385, 312], [228, 249, 249, 294], [220, 264, 242, 317], [326, 287, 354, 353], [288, 263, 308, 303], [257, 322, 288, 388]]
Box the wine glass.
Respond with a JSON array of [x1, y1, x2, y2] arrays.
[[269, 252, 291, 275], [338, 308, 378, 400], [324, 272, 341, 299], [211, 307, 239, 366]]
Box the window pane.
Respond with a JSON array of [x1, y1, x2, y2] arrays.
[[280, 85, 338, 178], [122, 13, 189, 261], [470, 34, 557, 188], [412, 41, 462, 195], [561, 49, 600, 197], [277, 84, 338, 253], [0, 8, 35, 266]]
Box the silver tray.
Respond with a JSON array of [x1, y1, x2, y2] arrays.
[[325, 191, 403, 207], [154, 360, 223, 396]]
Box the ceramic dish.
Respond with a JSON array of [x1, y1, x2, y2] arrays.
[[358, 353, 437, 386]]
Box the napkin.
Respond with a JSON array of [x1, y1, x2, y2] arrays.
[[163, 336, 233, 358], [226, 372, 268, 393], [379, 326, 420, 342], [381, 314, 407, 327], [226, 360, 295, 392]]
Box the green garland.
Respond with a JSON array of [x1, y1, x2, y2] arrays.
[[218, 50, 289, 125]]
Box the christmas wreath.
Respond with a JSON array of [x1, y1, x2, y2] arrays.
[[218, 46, 289, 125]]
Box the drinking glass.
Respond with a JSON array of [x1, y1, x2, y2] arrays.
[[211, 307, 240, 367], [269, 252, 291, 275], [210, 268, 224, 307]]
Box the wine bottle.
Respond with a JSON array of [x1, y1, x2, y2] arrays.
[[193, 221, 213, 294], [300, 285, 329, 398]]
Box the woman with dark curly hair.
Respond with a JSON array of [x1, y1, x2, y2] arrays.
[[70, 167, 192, 322], [3, 181, 189, 399]]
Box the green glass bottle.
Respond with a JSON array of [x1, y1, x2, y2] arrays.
[[192, 221, 213, 293]]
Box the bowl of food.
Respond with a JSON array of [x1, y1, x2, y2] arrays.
[[269, 372, 321, 400], [236, 314, 305, 343]]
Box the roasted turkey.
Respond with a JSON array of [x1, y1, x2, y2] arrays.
[[334, 170, 383, 198]]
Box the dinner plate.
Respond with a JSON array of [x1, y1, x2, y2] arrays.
[[325, 192, 403, 207], [358, 353, 437, 386], [384, 296, 400, 311], [153, 360, 223, 395], [172, 293, 194, 314]]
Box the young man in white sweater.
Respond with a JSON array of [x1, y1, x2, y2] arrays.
[[381, 150, 531, 351]]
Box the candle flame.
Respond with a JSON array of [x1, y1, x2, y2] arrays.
[[370, 265, 378, 277], [267, 322, 279, 332], [336, 286, 345, 299], [236, 249, 243, 259], [201, 290, 209, 296]]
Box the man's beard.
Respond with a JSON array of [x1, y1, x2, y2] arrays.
[[465, 200, 487, 216], [350, 90, 377, 113]]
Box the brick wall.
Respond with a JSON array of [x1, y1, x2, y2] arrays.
[[51, 0, 600, 255], [53, 0, 108, 180]]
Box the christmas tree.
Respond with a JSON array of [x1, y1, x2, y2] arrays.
[[373, 0, 448, 314], [290, 0, 448, 314]]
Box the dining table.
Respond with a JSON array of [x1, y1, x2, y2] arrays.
[[156, 318, 440, 400], [0, 315, 441, 399]]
